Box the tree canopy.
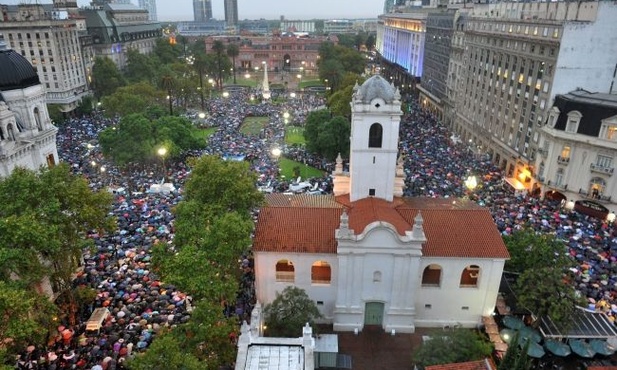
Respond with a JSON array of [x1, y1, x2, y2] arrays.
[[317, 42, 365, 91], [303, 109, 350, 160], [263, 286, 322, 338], [100, 82, 166, 118], [503, 228, 571, 273], [98, 114, 203, 166], [91, 56, 125, 100], [412, 329, 493, 368]]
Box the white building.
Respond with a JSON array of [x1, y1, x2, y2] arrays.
[[252, 75, 510, 333], [537, 90, 617, 217], [0, 4, 90, 112], [138, 0, 157, 21], [377, 11, 427, 81], [0, 46, 59, 181]]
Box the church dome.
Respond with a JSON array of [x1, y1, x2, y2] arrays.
[[354, 74, 400, 104], [0, 49, 40, 91]]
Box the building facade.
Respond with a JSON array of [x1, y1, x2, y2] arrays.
[[280, 20, 316, 34], [223, 0, 238, 29], [417, 9, 456, 120], [80, 3, 161, 69], [376, 12, 428, 90], [204, 34, 336, 78], [193, 0, 212, 23], [0, 47, 59, 180], [253, 76, 509, 333], [0, 4, 90, 112], [537, 91, 617, 212], [450, 1, 617, 193], [323, 20, 355, 34], [138, 0, 157, 21]]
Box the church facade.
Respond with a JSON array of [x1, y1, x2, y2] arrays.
[[0, 47, 59, 180], [252, 75, 509, 333]]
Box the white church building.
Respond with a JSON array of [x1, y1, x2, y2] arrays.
[[0, 45, 59, 178], [252, 75, 510, 333]]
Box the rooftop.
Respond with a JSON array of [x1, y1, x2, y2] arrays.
[[253, 194, 510, 259], [424, 358, 497, 370]]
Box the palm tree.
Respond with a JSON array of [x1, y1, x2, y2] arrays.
[[226, 43, 240, 84], [211, 40, 226, 90]]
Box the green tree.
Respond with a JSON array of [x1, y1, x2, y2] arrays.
[[227, 43, 240, 84], [317, 116, 350, 160], [515, 267, 584, 331], [91, 56, 125, 100], [263, 286, 322, 338], [211, 40, 226, 89], [498, 333, 531, 370], [412, 329, 493, 368], [126, 333, 203, 370], [304, 109, 332, 154], [179, 155, 263, 220], [99, 114, 156, 166], [0, 165, 114, 325], [125, 48, 158, 83], [153, 37, 183, 65], [76, 96, 94, 116], [100, 82, 166, 118], [503, 228, 571, 273], [365, 33, 376, 50], [0, 281, 58, 363]]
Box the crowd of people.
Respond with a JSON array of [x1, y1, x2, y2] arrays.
[[14, 87, 617, 368]]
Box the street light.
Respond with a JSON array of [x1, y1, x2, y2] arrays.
[[222, 91, 230, 98], [158, 147, 168, 180], [464, 175, 478, 191], [271, 147, 281, 159], [198, 112, 206, 119]]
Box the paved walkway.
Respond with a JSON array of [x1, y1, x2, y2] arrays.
[[319, 325, 431, 370]]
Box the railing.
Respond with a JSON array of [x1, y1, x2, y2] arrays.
[[590, 163, 614, 176], [557, 156, 570, 165]]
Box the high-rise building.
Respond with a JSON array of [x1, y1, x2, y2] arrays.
[[450, 1, 617, 193], [0, 4, 90, 112], [224, 0, 238, 29], [138, 0, 157, 21], [193, 0, 212, 22]]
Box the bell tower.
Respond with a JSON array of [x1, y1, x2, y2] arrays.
[[348, 75, 403, 202]]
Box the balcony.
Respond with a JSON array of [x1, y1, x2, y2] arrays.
[[557, 156, 570, 165], [537, 148, 548, 157], [590, 163, 614, 176]]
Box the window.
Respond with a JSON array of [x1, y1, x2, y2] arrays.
[[34, 107, 42, 131], [311, 261, 331, 284], [555, 168, 564, 187], [460, 265, 480, 287], [369, 188, 375, 196], [368, 123, 383, 148], [596, 155, 613, 169], [566, 111, 582, 133], [421, 264, 442, 287], [275, 259, 295, 282]]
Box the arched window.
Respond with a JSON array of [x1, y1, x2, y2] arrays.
[[275, 259, 294, 282], [311, 261, 331, 284], [7, 124, 15, 141], [421, 264, 442, 287], [589, 177, 606, 199], [368, 123, 383, 148], [460, 265, 480, 287], [34, 107, 42, 131]]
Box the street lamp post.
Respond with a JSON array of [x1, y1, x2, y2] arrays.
[[157, 147, 168, 181]]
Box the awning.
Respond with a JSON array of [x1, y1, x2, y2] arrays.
[[505, 177, 528, 192], [574, 200, 609, 220], [539, 307, 617, 339]]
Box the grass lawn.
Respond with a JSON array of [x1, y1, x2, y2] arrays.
[[278, 158, 324, 180], [192, 127, 217, 142], [240, 116, 270, 136], [285, 126, 305, 145], [299, 79, 323, 89]]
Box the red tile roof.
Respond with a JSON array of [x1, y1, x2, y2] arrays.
[[424, 358, 497, 370], [252, 194, 510, 259], [587, 367, 617, 370]]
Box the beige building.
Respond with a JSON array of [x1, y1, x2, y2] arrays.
[[0, 4, 90, 112], [450, 1, 617, 193]]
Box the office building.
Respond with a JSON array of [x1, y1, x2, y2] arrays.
[[323, 19, 355, 34], [376, 11, 428, 89], [138, 0, 157, 21], [224, 0, 238, 29], [80, 3, 161, 69], [417, 10, 456, 120], [0, 4, 90, 112], [280, 20, 316, 34], [193, 0, 212, 22], [451, 1, 617, 192]]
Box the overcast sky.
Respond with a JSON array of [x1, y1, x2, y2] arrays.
[[3, 0, 383, 21]]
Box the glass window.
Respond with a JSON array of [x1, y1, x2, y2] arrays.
[[368, 123, 383, 148]]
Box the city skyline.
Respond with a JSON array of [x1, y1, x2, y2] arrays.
[[1, 0, 382, 21]]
